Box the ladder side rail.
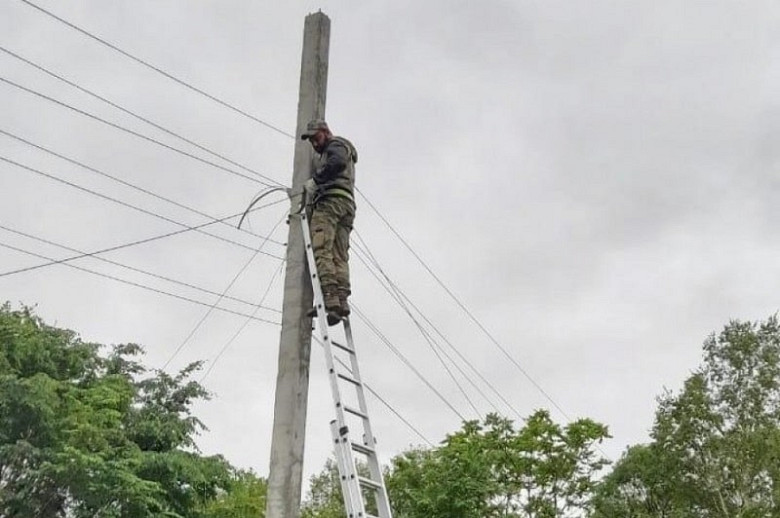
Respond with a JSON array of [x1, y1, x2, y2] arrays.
[[299, 213, 349, 430], [299, 213, 368, 518], [343, 320, 373, 437], [330, 420, 362, 518], [344, 320, 393, 518], [312, 338, 366, 518]]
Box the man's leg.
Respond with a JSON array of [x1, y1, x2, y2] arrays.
[[333, 199, 355, 317], [310, 201, 341, 317]]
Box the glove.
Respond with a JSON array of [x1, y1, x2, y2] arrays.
[[303, 178, 318, 205], [303, 178, 317, 194]]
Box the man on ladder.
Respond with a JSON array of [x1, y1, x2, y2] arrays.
[[295, 120, 393, 518], [301, 119, 358, 326]]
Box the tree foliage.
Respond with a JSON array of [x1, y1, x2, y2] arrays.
[[19, 304, 780, 517], [593, 316, 780, 517], [301, 459, 349, 518], [303, 412, 609, 518], [0, 304, 234, 517], [388, 412, 609, 518], [199, 470, 267, 518]]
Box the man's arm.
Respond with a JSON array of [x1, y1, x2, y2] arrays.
[[313, 140, 349, 184]]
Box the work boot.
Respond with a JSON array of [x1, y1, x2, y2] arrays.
[[306, 308, 341, 326], [306, 285, 342, 326], [337, 288, 351, 318], [323, 285, 342, 326]]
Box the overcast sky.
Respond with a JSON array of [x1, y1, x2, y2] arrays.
[[2, 0, 779, 490]]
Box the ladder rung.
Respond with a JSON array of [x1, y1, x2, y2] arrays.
[[358, 476, 381, 490], [331, 340, 355, 354], [337, 372, 361, 386], [351, 442, 375, 455], [343, 405, 368, 419]]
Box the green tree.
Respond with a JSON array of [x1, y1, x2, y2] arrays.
[[512, 412, 610, 517], [590, 443, 683, 517], [387, 421, 498, 518], [0, 304, 233, 517], [301, 459, 347, 518], [200, 470, 267, 518], [593, 316, 780, 517], [386, 412, 609, 518], [301, 458, 379, 518]]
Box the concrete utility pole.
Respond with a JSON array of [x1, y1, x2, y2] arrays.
[[266, 12, 330, 518]]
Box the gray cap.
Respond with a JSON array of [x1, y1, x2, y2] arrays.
[[300, 119, 329, 140]]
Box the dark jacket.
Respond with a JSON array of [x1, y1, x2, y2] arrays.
[[313, 136, 358, 196]]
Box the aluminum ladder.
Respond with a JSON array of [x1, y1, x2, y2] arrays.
[[297, 211, 393, 518]]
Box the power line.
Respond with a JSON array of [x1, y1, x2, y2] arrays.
[[0, 239, 280, 325], [0, 201, 283, 278], [356, 187, 573, 423], [352, 244, 482, 420], [197, 260, 435, 444], [194, 251, 437, 446], [0, 155, 285, 260], [352, 241, 489, 415], [311, 333, 434, 446], [161, 214, 286, 370], [0, 46, 286, 188], [351, 233, 507, 417], [332, 355, 434, 447], [352, 243, 489, 416], [1, 129, 286, 248], [352, 231, 525, 421], [354, 242, 604, 456], [351, 303, 466, 422], [351, 227, 492, 417], [18, 0, 295, 139], [0, 222, 281, 316], [200, 259, 286, 382], [0, 76, 276, 187], [362, 384, 434, 447]]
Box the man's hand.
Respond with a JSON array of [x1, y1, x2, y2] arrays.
[[303, 178, 318, 205], [303, 178, 317, 194]]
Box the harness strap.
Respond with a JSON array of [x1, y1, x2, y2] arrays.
[[318, 187, 354, 202]]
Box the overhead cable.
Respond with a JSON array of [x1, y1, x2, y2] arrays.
[[1, 129, 285, 247], [351, 303, 466, 422], [0, 155, 285, 260], [162, 214, 286, 370], [18, 0, 295, 139], [353, 243, 488, 419], [0, 240, 280, 325], [0, 47, 285, 188], [0, 76, 275, 187], [0, 222, 280, 316], [356, 187, 572, 423], [333, 354, 434, 447], [353, 237, 500, 414], [200, 259, 286, 382], [352, 230, 524, 421], [0, 201, 283, 279], [357, 375, 434, 447]]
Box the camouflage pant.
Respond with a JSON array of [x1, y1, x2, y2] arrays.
[[310, 196, 355, 293]]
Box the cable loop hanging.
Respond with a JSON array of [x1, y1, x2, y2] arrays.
[[237, 187, 288, 230]]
